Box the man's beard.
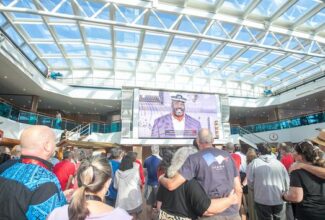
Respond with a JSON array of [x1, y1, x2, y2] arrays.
[[174, 108, 184, 117]]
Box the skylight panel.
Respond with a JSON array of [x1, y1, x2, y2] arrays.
[[252, 0, 286, 17], [186, 55, 208, 66], [240, 49, 262, 61], [206, 22, 228, 38], [4, 26, 24, 46], [115, 29, 140, 46], [56, 1, 74, 15], [89, 45, 112, 57], [45, 58, 68, 68], [41, 0, 62, 12], [194, 41, 219, 55], [178, 16, 207, 34], [0, 13, 6, 26], [92, 59, 113, 69], [76, 0, 105, 17], [62, 44, 86, 55], [84, 26, 111, 42], [21, 45, 37, 61], [275, 56, 297, 67], [115, 59, 136, 71], [34, 59, 47, 72], [246, 64, 264, 73], [152, 11, 178, 29], [304, 8, 325, 28], [115, 6, 143, 24], [277, 72, 290, 80], [158, 63, 178, 73], [164, 52, 186, 64], [70, 58, 90, 68], [137, 61, 158, 72], [36, 44, 61, 55], [21, 24, 52, 39], [116, 47, 138, 59], [291, 62, 311, 72], [143, 33, 169, 49], [217, 45, 241, 58], [280, 0, 318, 23], [54, 25, 81, 40], [258, 52, 281, 64], [227, 62, 246, 71], [207, 59, 226, 69], [140, 49, 163, 62], [12, 0, 36, 10], [224, 0, 253, 11], [169, 37, 195, 52]]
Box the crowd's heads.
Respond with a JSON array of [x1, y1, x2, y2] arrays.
[[126, 151, 137, 162], [110, 147, 123, 159], [197, 128, 214, 147], [294, 141, 325, 168], [20, 125, 56, 160], [151, 145, 160, 155], [246, 148, 257, 165], [63, 150, 74, 160], [225, 142, 235, 153], [69, 156, 111, 219], [168, 147, 197, 178], [278, 142, 293, 154], [119, 154, 134, 171], [258, 143, 272, 155]]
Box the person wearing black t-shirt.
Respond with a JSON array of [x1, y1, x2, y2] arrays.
[[157, 147, 238, 220], [283, 141, 325, 220]]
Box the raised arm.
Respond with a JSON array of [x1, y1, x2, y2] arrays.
[[159, 172, 186, 191]]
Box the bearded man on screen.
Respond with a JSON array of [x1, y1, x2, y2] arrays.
[[151, 94, 201, 138]]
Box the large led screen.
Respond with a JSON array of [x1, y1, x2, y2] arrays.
[[138, 90, 221, 138]]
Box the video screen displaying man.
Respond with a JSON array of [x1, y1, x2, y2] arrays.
[[138, 90, 221, 139], [151, 94, 201, 138]]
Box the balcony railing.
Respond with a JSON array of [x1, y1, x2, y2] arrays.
[[231, 111, 325, 134], [0, 100, 121, 134]]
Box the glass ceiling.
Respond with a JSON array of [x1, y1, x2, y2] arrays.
[[0, 0, 325, 97]]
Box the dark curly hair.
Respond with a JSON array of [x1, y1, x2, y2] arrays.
[[294, 141, 325, 168]]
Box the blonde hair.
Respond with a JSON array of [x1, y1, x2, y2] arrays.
[[68, 156, 111, 220], [167, 147, 197, 178]]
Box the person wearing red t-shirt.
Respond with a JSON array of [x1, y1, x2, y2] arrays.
[[279, 143, 294, 171], [224, 142, 241, 172], [53, 150, 76, 190]]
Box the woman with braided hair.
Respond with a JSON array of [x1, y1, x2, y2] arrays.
[[47, 156, 132, 220], [282, 141, 325, 220]]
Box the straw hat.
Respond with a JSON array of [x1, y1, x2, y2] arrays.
[[310, 129, 325, 147]]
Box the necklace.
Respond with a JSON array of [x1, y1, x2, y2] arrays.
[[85, 194, 102, 202]]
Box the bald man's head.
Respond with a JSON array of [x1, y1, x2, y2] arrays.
[[20, 125, 56, 160], [197, 128, 214, 149]]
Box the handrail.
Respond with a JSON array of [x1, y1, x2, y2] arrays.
[[238, 126, 268, 143]]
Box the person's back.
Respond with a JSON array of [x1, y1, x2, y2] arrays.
[[248, 154, 289, 205], [179, 147, 238, 216], [53, 151, 76, 190], [291, 169, 325, 219], [144, 154, 161, 186], [0, 125, 66, 219], [48, 156, 132, 220]]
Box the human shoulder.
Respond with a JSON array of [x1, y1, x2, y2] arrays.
[[47, 205, 69, 220]]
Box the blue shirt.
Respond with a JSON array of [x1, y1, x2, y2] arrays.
[[107, 160, 121, 199], [144, 155, 161, 186]]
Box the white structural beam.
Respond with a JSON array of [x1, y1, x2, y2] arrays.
[[269, 0, 298, 23]]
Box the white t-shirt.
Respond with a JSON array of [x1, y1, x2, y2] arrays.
[[172, 116, 185, 137]]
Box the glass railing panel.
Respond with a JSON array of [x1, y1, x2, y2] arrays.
[[0, 102, 12, 118], [37, 115, 53, 127], [18, 111, 37, 125], [91, 123, 100, 133], [9, 107, 19, 121]]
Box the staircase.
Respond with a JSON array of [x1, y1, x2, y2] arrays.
[[65, 123, 92, 141], [233, 126, 269, 149]]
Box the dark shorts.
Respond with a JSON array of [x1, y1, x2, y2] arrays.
[[144, 184, 158, 206]]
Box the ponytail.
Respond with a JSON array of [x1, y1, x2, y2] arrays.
[[68, 186, 89, 220]]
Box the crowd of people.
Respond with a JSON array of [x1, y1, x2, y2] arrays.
[[0, 125, 325, 220]]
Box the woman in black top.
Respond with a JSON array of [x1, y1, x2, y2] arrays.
[[283, 141, 325, 220], [156, 147, 238, 220]]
